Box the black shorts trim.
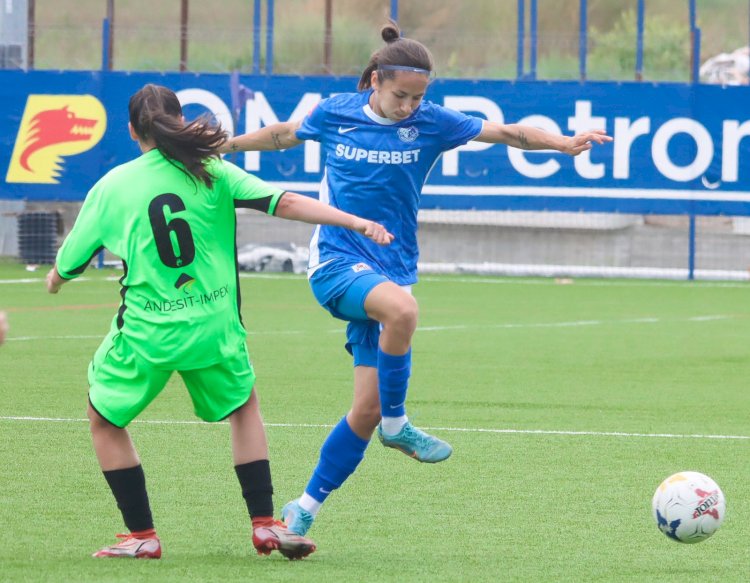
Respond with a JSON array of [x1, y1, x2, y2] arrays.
[[217, 395, 251, 422], [88, 396, 122, 428]]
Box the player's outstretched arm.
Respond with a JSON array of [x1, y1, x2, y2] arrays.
[[222, 120, 304, 153], [275, 192, 394, 246], [475, 121, 612, 156]]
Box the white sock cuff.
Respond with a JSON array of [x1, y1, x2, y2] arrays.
[[299, 493, 323, 516], [380, 415, 408, 435]]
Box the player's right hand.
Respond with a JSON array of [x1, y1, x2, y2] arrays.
[[46, 266, 65, 294], [358, 220, 395, 246]]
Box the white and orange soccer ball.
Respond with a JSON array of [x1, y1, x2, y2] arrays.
[[652, 471, 726, 543]]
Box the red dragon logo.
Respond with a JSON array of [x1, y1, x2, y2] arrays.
[[19, 106, 98, 171], [6, 95, 106, 184]]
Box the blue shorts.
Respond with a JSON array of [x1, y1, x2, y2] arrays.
[[309, 259, 389, 367]]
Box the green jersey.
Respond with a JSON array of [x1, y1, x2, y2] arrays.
[[56, 149, 284, 369]]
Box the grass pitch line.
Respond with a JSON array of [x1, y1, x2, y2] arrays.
[[7, 334, 103, 342], [3, 273, 750, 289], [1, 415, 748, 441], [6, 329, 311, 342], [0, 277, 47, 284], [0, 276, 98, 284], [8, 303, 119, 313], [418, 276, 750, 289], [3, 314, 737, 343], [416, 314, 732, 332]]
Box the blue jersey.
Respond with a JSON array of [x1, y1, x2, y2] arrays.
[[297, 90, 483, 285]]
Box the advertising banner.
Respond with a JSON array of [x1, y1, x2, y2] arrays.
[[1, 70, 748, 215]]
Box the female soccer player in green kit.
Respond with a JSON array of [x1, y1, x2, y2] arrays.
[[45, 84, 393, 560]]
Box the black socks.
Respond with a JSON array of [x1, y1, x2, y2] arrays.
[[234, 459, 274, 518], [102, 464, 154, 532]]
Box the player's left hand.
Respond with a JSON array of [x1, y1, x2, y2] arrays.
[[563, 129, 612, 156], [0, 311, 8, 346], [46, 266, 65, 294]]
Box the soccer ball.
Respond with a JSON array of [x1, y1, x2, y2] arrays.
[[652, 471, 726, 543]]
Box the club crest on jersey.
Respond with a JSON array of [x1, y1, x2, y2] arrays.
[[397, 126, 419, 143], [351, 263, 372, 273]]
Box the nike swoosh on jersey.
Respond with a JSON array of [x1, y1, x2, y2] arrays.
[[337, 126, 358, 134]]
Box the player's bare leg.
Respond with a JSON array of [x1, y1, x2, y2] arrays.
[[88, 402, 140, 470], [364, 281, 417, 355], [88, 403, 161, 558], [284, 282, 446, 537], [365, 283, 452, 462], [347, 365, 380, 439], [230, 391, 269, 466]]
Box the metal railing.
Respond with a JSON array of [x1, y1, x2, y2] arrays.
[[6, 0, 742, 83]]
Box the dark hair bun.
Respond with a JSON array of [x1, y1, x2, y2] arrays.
[[381, 22, 401, 43]]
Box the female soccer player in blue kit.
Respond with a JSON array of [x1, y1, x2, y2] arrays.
[[225, 22, 612, 537]]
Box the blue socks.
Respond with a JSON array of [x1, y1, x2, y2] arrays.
[[305, 417, 369, 503], [377, 348, 411, 419], [302, 349, 411, 506]]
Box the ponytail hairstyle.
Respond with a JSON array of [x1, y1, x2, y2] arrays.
[[357, 21, 434, 91], [128, 84, 228, 188]]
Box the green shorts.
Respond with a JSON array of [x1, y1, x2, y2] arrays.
[[88, 331, 256, 428]]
